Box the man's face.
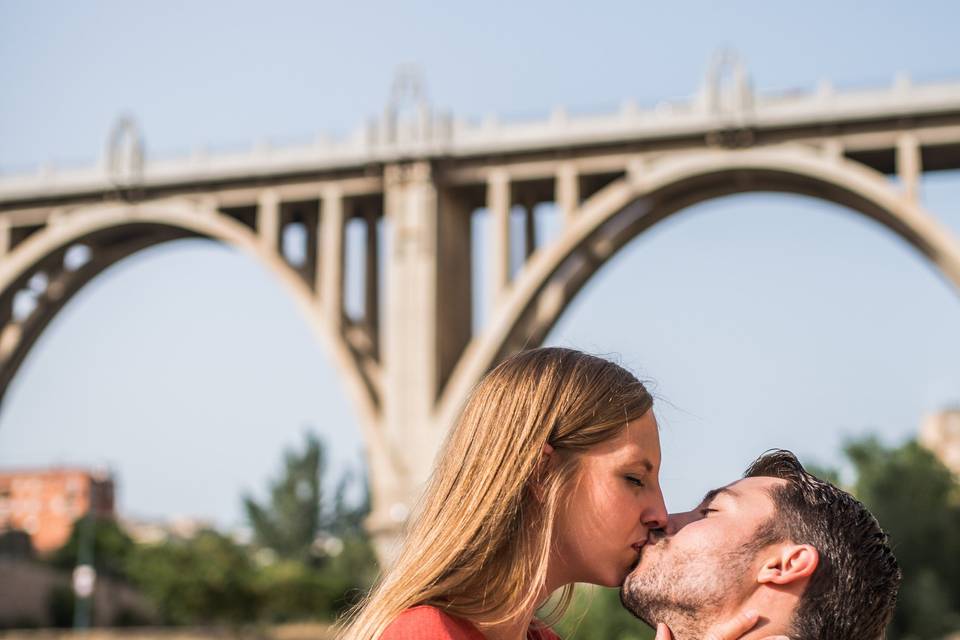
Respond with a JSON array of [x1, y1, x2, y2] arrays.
[[621, 476, 786, 637]]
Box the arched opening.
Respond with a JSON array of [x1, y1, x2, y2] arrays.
[[0, 230, 366, 532], [437, 150, 960, 435]]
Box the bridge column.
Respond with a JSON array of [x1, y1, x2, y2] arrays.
[[257, 189, 280, 252], [488, 170, 511, 308], [556, 163, 579, 227], [320, 187, 345, 331], [897, 134, 922, 202], [0, 218, 9, 258], [369, 161, 445, 561]]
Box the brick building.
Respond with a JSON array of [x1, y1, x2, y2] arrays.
[[0, 467, 115, 554]]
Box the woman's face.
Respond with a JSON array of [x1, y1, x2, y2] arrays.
[[552, 410, 668, 588]]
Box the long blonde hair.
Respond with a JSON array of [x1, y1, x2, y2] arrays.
[[338, 347, 653, 639]]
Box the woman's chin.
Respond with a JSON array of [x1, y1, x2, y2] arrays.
[[595, 568, 627, 588]]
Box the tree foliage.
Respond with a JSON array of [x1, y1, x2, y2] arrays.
[[42, 431, 378, 626], [243, 432, 325, 561], [242, 432, 378, 619], [125, 529, 261, 625], [549, 586, 654, 640], [47, 516, 136, 579], [841, 437, 960, 639]]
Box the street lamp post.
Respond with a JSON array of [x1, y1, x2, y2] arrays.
[[72, 511, 96, 629]]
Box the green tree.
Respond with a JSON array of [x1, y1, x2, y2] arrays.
[[47, 516, 135, 580], [843, 437, 960, 639], [124, 529, 261, 625], [549, 585, 653, 640], [242, 432, 379, 621], [243, 432, 324, 561], [317, 468, 379, 614]]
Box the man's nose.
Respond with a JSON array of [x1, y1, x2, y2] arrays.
[[665, 509, 699, 535]]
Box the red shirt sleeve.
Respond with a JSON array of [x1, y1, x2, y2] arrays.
[[381, 606, 486, 640]]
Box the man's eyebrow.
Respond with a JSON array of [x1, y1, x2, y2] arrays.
[[700, 486, 739, 506]]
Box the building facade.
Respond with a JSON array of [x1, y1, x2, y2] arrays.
[[920, 410, 960, 477], [0, 467, 115, 554]]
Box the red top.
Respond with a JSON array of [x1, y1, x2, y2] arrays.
[[381, 605, 561, 640]]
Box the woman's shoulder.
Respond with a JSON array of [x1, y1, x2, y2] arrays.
[[381, 605, 485, 640]]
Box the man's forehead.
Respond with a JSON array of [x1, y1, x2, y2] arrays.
[[703, 476, 786, 507]]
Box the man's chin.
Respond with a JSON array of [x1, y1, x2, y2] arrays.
[[618, 585, 657, 628], [626, 543, 663, 580], [620, 547, 678, 630]]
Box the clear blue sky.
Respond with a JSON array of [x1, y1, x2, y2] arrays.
[[1, 0, 959, 528]]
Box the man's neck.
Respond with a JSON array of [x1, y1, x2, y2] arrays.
[[717, 588, 799, 640], [665, 588, 798, 640]]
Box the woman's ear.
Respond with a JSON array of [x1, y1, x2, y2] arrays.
[[757, 544, 819, 586], [530, 443, 555, 502]]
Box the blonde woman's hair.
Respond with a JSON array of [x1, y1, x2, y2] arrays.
[[338, 347, 653, 639]]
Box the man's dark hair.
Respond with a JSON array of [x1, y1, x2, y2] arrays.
[[744, 449, 901, 640]]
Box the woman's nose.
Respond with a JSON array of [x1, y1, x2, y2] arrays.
[[643, 487, 669, 531]]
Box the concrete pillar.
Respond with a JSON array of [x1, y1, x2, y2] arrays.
[[488, 170, 511, 308], [257, 190, 280, 252], [556, 163, 579, 227], [320, 187, 345, 333], [372, 161, 444, 560], [897, 134, 922, 202], [0, 218, 10, 258]]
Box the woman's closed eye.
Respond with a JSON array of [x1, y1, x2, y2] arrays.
[[699, 507, 717, 517], [626, 476, 646, 488]]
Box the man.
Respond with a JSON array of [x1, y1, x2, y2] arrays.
[[622, 450, 901, 640]]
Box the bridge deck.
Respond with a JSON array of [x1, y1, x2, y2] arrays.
[[2, 80, 960, 211]]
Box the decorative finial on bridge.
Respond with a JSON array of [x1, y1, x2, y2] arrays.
[[700, 48, 754, 116], [389, 63, 429, 111], [369, 65, 451, 148], [105, 114, 145, 193]]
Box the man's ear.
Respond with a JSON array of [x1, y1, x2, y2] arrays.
[[757, 544, 819, 586]]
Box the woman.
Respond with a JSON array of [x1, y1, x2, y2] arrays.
[[338, 348, 769, 640]]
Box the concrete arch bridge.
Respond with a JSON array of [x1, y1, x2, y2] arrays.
[[3, 68, 960, 556]]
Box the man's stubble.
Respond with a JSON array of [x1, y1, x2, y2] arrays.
[[620, 538, 757, 640]]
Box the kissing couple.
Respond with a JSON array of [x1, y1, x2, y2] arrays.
[[339, 348, 900, 640]]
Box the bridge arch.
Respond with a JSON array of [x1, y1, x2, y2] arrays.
[[0, 200, 382, 454], [438, 146, 960, 428]]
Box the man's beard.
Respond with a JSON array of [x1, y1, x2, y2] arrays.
[[620, 536, 756, 639]]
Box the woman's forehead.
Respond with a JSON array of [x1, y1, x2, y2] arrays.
[[590, 415, 661, 465]]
